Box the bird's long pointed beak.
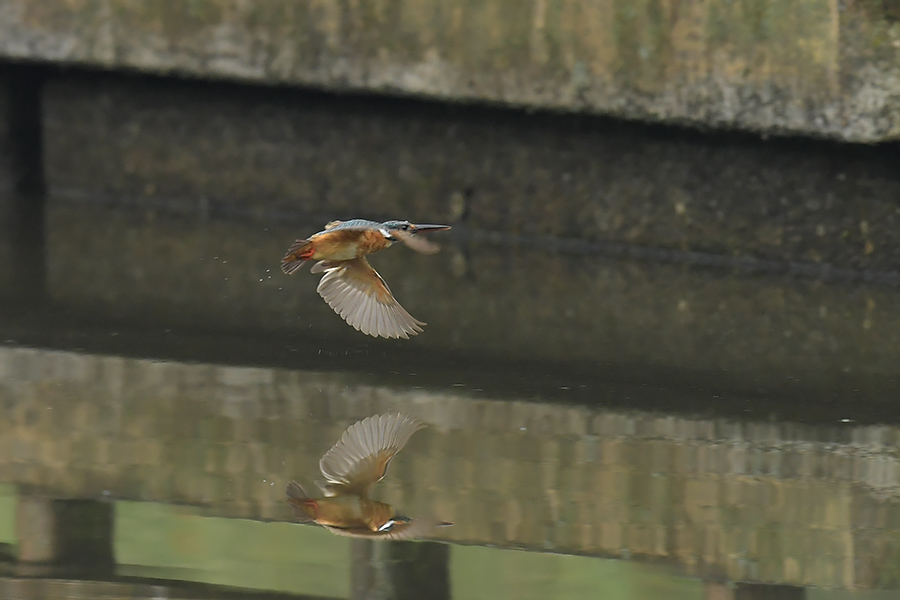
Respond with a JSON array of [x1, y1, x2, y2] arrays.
[[409, 223, 452, 233]]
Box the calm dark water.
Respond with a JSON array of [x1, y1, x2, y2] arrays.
[[1, 201, 900, 600]]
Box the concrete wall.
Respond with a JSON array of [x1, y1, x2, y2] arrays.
[[1, 347, 900, 590], [0, 72, 11, 191], [0, 73, 15, 295], [0, 66, 44, 303], [42, 75, 900, 273], [1, 0, 900, 141]]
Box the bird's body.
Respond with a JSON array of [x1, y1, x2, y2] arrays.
[[286, 413, 452, 540], [289, 220, 395, 262], [288, 490, 396, 531], [281, 219, 450, 339]]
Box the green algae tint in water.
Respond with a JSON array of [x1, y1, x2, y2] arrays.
[[0, 484, 16, 546], [113, 499, 705, 600], [114, 501, 350, 597], [452, 545, 702, 600]]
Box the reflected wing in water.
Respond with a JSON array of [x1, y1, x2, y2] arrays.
[[319, 413, 426, 497]]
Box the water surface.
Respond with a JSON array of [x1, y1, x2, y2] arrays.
[[1, 200, 900, 599]]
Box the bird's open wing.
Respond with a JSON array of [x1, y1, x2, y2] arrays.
[[390, 228, 442, 254], [322, 518, 452, 540], [315, 257, 425, 339], [319, 413, 425, 497]]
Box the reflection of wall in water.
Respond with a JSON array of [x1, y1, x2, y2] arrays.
[[0, 194, 12, 295], [1, 347, 900, 589]]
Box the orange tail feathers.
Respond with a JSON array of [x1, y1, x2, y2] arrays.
[[281, 239, 314, 274], [286, 481, 317, 522]]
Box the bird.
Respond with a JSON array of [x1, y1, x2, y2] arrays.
[[286, 413, 453, 540], [281, 219, 451, 339]]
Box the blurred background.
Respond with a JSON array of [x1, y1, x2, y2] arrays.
[[1, 1, 900, 599]]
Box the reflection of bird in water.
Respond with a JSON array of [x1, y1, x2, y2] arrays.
[[286, 413, 453, 540], [281, 219, 451, 339]]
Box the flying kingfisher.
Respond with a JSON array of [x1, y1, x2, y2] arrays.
[[281, 219, 451, 339], [286, 413, 453, 540]]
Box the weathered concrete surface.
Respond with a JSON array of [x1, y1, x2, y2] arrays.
[[733, 585, 805, 600], [42, 75, 900, 273], [2, 347, 900, 589], [352, 541, 450, 600], [15, 497, 113, 573], [2, 0, 900, 141], [0, 67, 45, 302], [15, 497, 56, 563], [41, 183, 900, 407]]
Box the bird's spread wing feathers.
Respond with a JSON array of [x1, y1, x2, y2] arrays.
[[319, 413, 425, 497], [315, 257, 425, 339]]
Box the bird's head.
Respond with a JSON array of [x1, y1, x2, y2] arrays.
[[377, 515, 413, 532], [380, 221, 451, 238]]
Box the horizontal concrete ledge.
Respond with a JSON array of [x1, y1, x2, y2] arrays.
[[1, 0, 900, 141]]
